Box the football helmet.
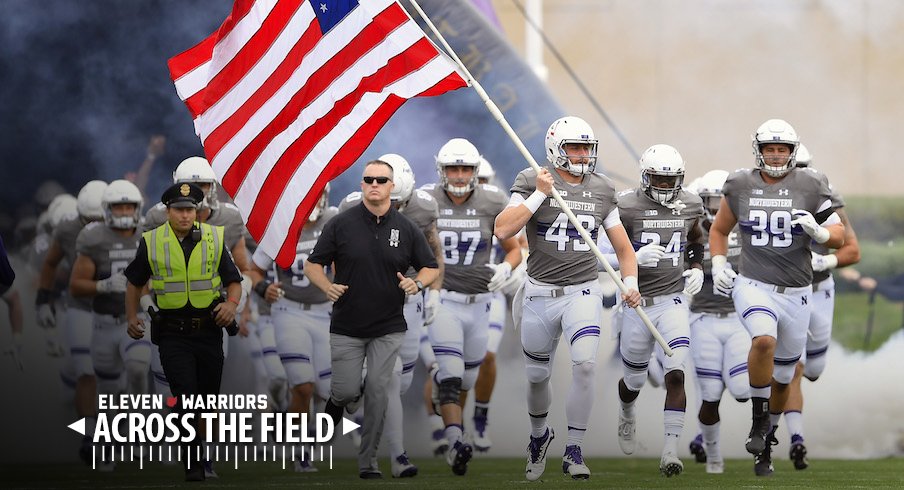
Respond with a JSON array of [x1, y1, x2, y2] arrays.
[[48, 194, 78, 228], [34, 180, 67, 209], [173, 156, 219, 210], [545, 116, 598, 176], [308, 183, 330, 222], [436, 138, 480, 197], [477, 156, 495, 184], [380, 153, 415, 204], [795, 143, 812, 168], [639, 144, 685, 205], [752, 118, 799, 178], [696, 169, 729, 221], [77, 180, 108, 222], [102, 179, 143, 229]]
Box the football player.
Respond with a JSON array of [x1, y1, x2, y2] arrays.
[[614, 144, 705, 477], [709, 119, 844, 476], [495, 116, 640, 481]]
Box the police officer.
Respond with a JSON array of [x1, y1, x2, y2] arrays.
[[124, 182, 242, 482]]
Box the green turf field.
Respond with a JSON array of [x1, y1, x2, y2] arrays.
[[4, 457, 903, 489]]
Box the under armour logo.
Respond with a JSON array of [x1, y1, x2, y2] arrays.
[[801, 296, 808, 305], [582, 289, 591, 295], [778, 189, 789, 196], [389, 228, 400, 247], [582, 191, 592, 198], [673, 297, 682, 305], [466, 209, 477, 216]]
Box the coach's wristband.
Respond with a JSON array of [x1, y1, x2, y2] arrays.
[[523, 190, 547, 214]]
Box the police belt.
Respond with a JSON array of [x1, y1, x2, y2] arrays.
[[156, 313, 217, 331]]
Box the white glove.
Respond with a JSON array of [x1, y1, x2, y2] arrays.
[[96, 273, 128, 294], [486, 262, 513, 292], [36, 304, 56, 329], [139, 294, 159, 313], [811, 252, 838, 272], [711, 255, 737, 298], [635, 243, 666, 267], [424, 289, 440, 325], [238, 274, 253, 313], [682, 268, 705, 296], [791, 208, 830, 244], [500, 262, 527, 296]]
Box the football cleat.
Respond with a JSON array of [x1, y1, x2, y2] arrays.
[[689, 433, 706, 463], [659, 452, 684, 477], [203, 460, 218, 478], [446, 440, 473, 476], [391, 452, 418, 478], [753, 432, 778, 477], [525, 427, 554, 481], [746, 415, 771, 454], [294, 458, 318, 473], [705, 459, 725, 474], [472, 416, 492, 452], [789, 441, 808, 470], [562, 445, 590, 479], [618, 412, 637, 455]]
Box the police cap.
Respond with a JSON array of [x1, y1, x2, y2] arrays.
[[162, 183, 204, 209]]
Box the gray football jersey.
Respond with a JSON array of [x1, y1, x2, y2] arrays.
[[723, 168, 836, 287], [691, 224, 742, 314], [802, 167, 846, 284], [512, 167, 618, 286], [53, 217, 91, 310], [143, 202, 246, 251], [339, 189, 439, 278], [274, 207, 337, 304], [76, 222, 140, 316], [618, 188, 704, 297], [422, 183, 508, 294]]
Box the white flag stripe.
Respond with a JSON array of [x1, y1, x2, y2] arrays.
[[207, 0, 280, 82], [202, 0, 390, 159], [174, 60, 212, 102], [195, 5, 315, 142], [223, 20, 426, 205], [258, 56, 456, 251]]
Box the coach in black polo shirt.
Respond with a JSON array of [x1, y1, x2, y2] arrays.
[[305, 160, 438, 478]]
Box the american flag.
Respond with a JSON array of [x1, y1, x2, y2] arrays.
[[168, 0, 467, 267]]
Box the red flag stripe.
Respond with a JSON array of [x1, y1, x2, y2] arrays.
[[195, 0, 303, 118], [243, 37, 440, 237], [260, 60, 467, 257], [217, 3, 411, 192], [208, 2, 406, 169]]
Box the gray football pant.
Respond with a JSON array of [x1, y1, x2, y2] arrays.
[[329, 331, 404, 471]]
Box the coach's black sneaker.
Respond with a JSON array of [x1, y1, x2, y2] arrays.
[[689, 433, 706, 463], [745, 398, 770, 454], [789, 436, 809, 470], [753, 431, 777, 477]]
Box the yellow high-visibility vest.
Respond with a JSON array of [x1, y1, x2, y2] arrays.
[[144, 221, 224, 309]]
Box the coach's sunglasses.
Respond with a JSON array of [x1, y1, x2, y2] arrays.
[[362, 176, 391, 184]]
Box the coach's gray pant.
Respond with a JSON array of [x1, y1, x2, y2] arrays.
[[329, 331, 404, 472]]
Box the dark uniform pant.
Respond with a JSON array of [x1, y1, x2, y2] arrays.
[[158, 329, 224, 469]]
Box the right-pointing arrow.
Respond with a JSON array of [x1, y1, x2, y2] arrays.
[[342, 417, 360, 436], [68, 418, 86, 436]]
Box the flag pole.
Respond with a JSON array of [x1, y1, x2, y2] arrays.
[[405, 0, 671, 356]]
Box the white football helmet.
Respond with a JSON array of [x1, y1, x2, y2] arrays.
[[545, 116, 598, 176], [696, 169, 729, 221], [308, 183, 330, 223], [48, 194, 78, 228], [173, 156, 219, 210], [77, 180, 108, 222], [477, 156, 496, 184], [379, 153, 415, 205], [795, 143, 812, 168], [683, 177, 702, 195], [436, 138, 480, 197], [102, 179, 143, 229], [752, 118, 799, 178], [639, 144, 685, 206], [34, 180, 67, 209]]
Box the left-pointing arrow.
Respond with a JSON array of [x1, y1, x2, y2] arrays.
[[68, 418, 86, 435]]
